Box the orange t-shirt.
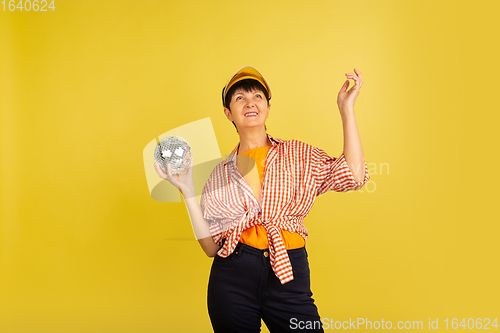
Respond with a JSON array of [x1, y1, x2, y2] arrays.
[[237, 145, 305, 250]]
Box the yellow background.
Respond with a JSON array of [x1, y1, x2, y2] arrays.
[[1, 0, 499, 332]]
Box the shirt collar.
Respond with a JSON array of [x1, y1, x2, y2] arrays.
[[223, 133, 284, 166]]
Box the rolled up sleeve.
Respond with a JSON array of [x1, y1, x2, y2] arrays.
[[200, 184, 223, 244], [312, 147, 370, 195]]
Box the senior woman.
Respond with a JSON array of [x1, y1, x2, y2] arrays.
[[154, 66, 370, 333]]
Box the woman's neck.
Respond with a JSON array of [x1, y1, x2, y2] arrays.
[[237, 129, 271, 154]]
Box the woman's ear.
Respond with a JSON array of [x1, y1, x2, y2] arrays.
[[224, 107, 233, 121]]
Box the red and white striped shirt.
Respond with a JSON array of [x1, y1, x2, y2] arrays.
[[200, 133, 370, 284]]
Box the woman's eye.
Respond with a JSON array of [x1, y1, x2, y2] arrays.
[[255, 94, 262, 98], [236, 96, 242, 100]]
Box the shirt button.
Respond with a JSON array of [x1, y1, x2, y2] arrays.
[[263, 251, 269, 257]]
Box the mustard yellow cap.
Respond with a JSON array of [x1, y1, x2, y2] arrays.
[[222, 66, 272, 107]]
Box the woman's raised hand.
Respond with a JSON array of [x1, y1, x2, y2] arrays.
[[337, 68, 363, 111], [154, 160, 195, 196]]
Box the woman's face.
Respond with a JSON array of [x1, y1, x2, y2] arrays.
[[224, 87, 270, 133]]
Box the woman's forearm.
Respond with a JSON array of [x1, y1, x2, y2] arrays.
[[182, 188, 220, 257], [340, 107, 366, 183]]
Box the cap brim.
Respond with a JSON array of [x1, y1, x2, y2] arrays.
[[223, 66, 272, 105]]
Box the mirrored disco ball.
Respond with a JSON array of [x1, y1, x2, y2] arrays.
[[154, 135, 193, 175]]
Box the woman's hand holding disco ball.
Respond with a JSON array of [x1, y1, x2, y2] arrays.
[[153, 135, 195, 197], [154, 160, 195, 197]]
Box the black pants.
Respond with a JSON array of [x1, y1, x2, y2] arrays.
[[207, 242, 324, 333]]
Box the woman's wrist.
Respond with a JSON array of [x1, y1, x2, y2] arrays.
[[181, 185, 196, 198]]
